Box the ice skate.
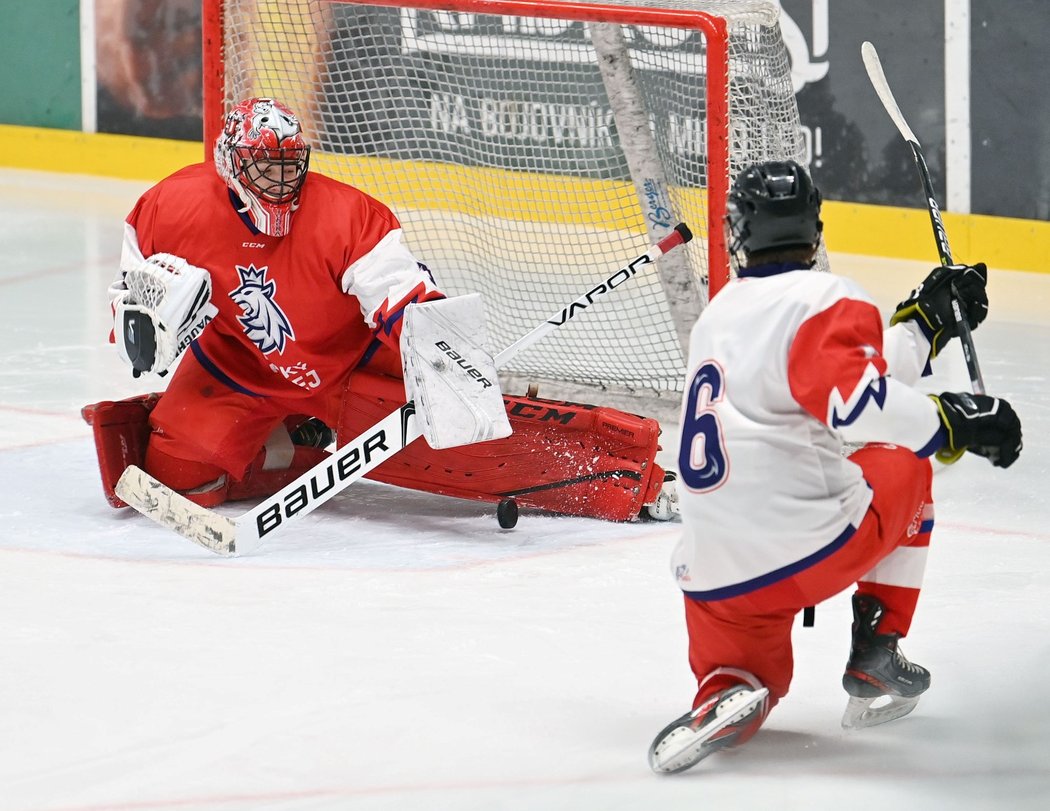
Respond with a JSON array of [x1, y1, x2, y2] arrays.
[[841, 594, 930, 729], [648, 683, 769, 774], [642, 471, 680, 521]]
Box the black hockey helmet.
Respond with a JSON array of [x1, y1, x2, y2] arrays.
[[726, 160, 823, 263]]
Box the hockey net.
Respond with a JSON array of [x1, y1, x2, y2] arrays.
[[204, 0, 813, 408]]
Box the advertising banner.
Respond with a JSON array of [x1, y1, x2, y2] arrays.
[[81, 0, 1047, 220]]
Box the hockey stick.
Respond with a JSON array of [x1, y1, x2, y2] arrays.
[[861, 41, 986, 395], [115, 224, 693, 556]]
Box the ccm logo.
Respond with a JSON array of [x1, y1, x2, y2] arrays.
[[242, 242, 267, 248]]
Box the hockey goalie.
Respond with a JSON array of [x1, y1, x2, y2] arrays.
[[82, 97, 677, 526]]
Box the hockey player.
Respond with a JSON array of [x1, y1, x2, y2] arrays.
[[83, 97, 676, 523], [648, 160, 1022, 774]]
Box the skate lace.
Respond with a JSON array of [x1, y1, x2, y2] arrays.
[[892, 645, 923, 674]]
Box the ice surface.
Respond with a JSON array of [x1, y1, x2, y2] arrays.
[[1, 169, 1048, 810]]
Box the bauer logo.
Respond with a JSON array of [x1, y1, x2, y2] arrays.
[[435, 340, 493, 388], [255, 426, 393, 537]]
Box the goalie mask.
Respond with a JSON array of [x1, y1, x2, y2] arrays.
[[726, 160, 822, 267], [214, 98, 311, 237]]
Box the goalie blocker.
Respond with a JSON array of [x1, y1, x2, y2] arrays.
[[83, 373, 667, 522]]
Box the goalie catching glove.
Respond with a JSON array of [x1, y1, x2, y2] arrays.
[[400, 294, 512, 450], [113, 253, 218, 377], [890, 263, 988, 358], [931, 391, 1022, 468]]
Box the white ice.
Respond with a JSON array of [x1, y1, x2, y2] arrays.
[[1, 168, 1048, 811]]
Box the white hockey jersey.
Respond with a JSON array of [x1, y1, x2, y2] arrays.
[[671, 265, 945, 600]]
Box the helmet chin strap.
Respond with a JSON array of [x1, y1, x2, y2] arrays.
[[230, 179, 293, 237]]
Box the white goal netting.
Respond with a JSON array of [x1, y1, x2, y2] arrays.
[[214, 0, 812, 407]]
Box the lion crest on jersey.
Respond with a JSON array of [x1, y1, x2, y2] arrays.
[[229, 264, 295, 354]]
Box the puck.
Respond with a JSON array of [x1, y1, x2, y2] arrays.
[[496, 497, 519, 529]]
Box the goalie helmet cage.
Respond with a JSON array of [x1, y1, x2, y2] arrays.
[[202, 0, 812, 413]]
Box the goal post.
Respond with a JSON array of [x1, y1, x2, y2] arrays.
[[201, 0, 809, 410]]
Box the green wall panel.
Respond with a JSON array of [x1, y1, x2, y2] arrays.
[[0, 1, 80, 129]]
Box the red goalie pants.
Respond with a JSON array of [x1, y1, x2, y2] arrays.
[[683, 444, 934, 716], [136, 347, 662, 519]]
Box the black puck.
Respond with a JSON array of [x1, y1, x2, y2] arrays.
[[496, 497, 519, 529]]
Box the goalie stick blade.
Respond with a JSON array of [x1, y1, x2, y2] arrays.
[[115, 466, 239, 556], [841, 694, 921, 730]]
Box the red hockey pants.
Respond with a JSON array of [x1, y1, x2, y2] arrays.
[[683, 444, 934, 712]]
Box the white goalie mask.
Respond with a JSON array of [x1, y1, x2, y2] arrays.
[[214, 97, 311, 237]]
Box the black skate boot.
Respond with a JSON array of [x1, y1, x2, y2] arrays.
[[648, 683, 769, 774], [841, 593, 930, 729]]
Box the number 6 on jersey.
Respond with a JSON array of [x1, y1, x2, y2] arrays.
[[679, 361, 729, 492]]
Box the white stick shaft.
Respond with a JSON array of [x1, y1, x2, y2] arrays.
[[495, 224, 692, 366]]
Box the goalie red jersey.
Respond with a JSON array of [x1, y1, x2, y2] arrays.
[[115, 162, 442, 399]]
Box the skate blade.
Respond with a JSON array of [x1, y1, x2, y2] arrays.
[[841, 694, 920, 729], [649, 687, 769, 774]]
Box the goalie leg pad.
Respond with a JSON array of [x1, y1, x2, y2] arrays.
[[338, 372, 664, 521], [82, 393, 163, 508]]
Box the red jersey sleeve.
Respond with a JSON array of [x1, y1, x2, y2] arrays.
[[788, 297, 887, 427], [788, 297, 943, 453]]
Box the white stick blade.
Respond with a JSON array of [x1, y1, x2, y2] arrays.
[[115, 465, 238, 556], [861, 41, 920, 145]]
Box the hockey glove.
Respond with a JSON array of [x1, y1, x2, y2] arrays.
[[114, 254, 217, 377], [931, 391, 1022, 468], [890, 263, 988, 357]]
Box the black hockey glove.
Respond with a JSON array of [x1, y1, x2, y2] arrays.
[[931, 391, 1022, 468], [891, 263, 988, 357]]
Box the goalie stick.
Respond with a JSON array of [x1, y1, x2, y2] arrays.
[[861, 41, 985, 396], [115, 223, 693, 556]]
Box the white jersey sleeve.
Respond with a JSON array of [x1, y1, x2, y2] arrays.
[[340, 227, 441, 329], [881, 319, 932, 386], [108, 222, 149, 310]]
